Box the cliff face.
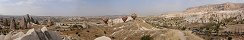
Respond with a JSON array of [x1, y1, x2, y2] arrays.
[[183, 3, 244, 23], [158, 3, 244, 23], [184, 3, 244, 13]]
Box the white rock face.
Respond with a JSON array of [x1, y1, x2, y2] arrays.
[[94, 36, 111, 40], [15, 28, 40, 40], [82, 23, 88, 28], [36, 30, 48, 40], [26, 28, 36, 35], [0, 27, 63, 40], [11, 32, 24, 39], [160, 10, 244, 23], [45, 31, 62, 40], [4, 31, 13, 40], [110, 16, 133, 24], [0, 35, 5, 40], [14, 27, 62, 40], [41, 26, 48, 32]]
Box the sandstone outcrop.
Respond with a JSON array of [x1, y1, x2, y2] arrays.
[[0, 27, 62, 40]]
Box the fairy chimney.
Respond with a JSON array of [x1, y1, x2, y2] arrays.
[[102, 17, 109, 24], [10, 18, 17, 30], [26, 14, 31, 23], [122, 16, 128, 22], [20, 17, 27, 29], [131, 13, 137, 20], [47, 18, 54, 27]]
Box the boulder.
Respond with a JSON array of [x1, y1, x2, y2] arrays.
[[41, 26, 62, 40], [20, 17, 27, 29], [82, 23, 88, 28], [44, 31, 62, 40], [14, 27, 62, 40], [111, 16, 133, 24], [131, 13, 137, 20], [10, 18, 16, 30], [94, 36, 111, 40], [62, 36, 70, 40], [102, 17, 109, 24], [122, 16, 128, 22], [35, 30, 48, 40], [14, 28, 40, 40], [0, 35, 5, 40], [41, 27, 48, 32], [4, 31, 13, 40], [11, 32, 24, 39]]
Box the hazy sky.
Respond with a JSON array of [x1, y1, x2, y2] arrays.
[[0, 0, 244, 16]]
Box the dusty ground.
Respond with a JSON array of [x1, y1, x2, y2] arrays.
[[46, 18, 203, 40]]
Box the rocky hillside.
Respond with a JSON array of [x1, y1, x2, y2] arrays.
[[145, 3, 244, 40], [2, 2, 244, 40], [56, 18, 204, 40], [158, 3, 244, 23], [0, 27, 62, 40], [185, 2, 244, 13]]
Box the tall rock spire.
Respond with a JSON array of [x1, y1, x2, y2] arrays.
[[20, 17, 27, 29], [102, 17, 109, 24], [47, 17, 54, 27], [10, 17, 17, 30], [3, 18, 9, 26], [131, 13, 137, 20], [30, 17, 35, 23], [26, 14, 31, 23], [122, 16, 128, 22]]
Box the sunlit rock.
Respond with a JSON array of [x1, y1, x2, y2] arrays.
[[44, 31, 62, 40], [4, 31, 13, 40], [0, 35, 5, 40], [15, 28, 40, 40], [94, 36, 111, 40], [41, 27, 48, 32], [11, 32, 24, 39]]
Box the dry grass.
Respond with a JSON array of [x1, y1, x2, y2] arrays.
[[183, 31, 204, 40], [163, 30, 186, 40], [162, 30, 205, 40]]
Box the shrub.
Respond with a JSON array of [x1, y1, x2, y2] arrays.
[[141, 35, 152, 40]]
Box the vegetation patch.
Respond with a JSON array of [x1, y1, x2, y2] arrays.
[[141, 35, 152, 40]]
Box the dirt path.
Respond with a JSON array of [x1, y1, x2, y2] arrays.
[[133, 19, 159, 30]]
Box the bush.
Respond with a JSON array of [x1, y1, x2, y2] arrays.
[[141, 35, 152, 40]]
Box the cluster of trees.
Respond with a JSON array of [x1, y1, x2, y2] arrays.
[[141, 35, 152, 40], [196, 15, 244, 35], [2, 18, 10, 26], [145, 17, 186, 29]]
